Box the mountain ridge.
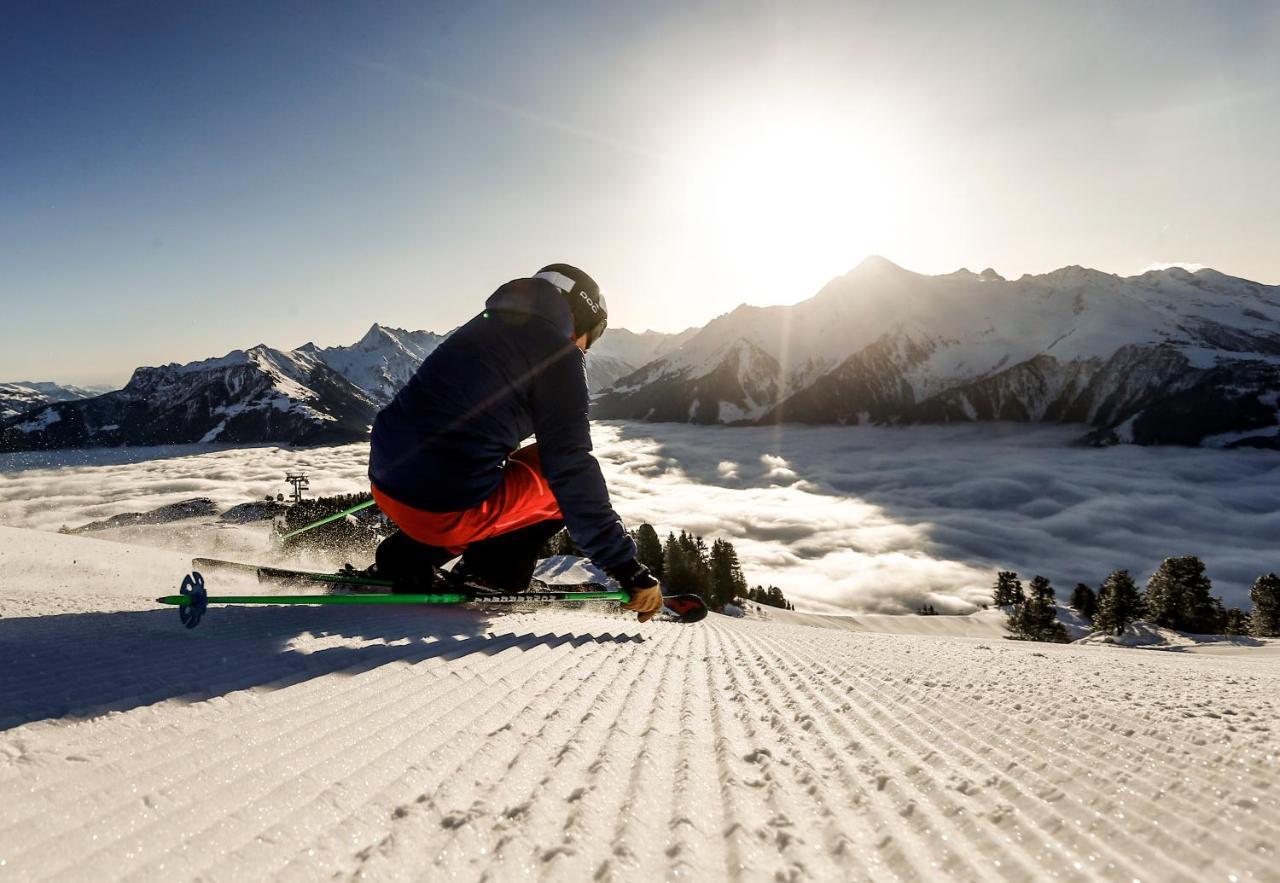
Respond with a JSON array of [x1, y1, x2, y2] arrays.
[[0, 321, 689, 451], [5, 260, 1277, 450], [594, 260, 1280, 447], [0, 381, 108, 422]]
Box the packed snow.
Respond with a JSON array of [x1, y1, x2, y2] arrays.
[[2, 525, 1279, 880]]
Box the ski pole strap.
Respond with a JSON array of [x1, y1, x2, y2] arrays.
[[275, 498, 378, 543]]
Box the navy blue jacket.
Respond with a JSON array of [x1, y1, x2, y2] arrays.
[[368, 278, 637, 572]]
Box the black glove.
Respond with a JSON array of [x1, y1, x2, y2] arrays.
[[606, 560, 658, 591], [606, 561, 663, 622]]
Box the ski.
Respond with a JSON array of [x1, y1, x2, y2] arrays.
[[163, 568, 709, 628], [193, 556, 557, 593], [191, 557, 397, 589]]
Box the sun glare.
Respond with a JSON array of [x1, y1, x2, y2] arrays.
[[672, 105, 915, 296]]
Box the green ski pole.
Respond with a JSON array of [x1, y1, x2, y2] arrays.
[[274, 498, 377, 544]]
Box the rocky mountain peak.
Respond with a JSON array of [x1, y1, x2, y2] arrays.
[[356, 322, 391, 348], [594, 261, 1280, 448], [851, 255, 910, 276]]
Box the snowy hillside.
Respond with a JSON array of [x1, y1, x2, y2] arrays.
[[2, 525, 1278, 880], [595, 258, 1280, 446], [0, 322, 689, 452], [0, 381, 105, 421]]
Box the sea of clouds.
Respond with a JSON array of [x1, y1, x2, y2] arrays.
[[1, 422, 1276, 614]]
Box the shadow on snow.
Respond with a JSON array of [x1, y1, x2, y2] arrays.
[[0, 603, 642, 732]]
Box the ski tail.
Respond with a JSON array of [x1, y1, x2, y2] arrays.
[[191, 557, 395, 589]]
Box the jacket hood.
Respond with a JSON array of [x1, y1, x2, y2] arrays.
[[485, 278, 575, 339]]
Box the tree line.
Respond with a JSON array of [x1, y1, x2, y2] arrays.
[[994, 557, 1280, 642], [276, 492, 383, 555], [636, 524, 795, 610], [276, 493, 790, 612], [544, 522, 792, 611]]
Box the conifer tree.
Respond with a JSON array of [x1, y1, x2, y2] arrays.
[[709, 538, 747, 609], [1250, 573, 1280, 637], [662, 532, 688, 594], [1069, 583, 1097, 621], [1144, 556, 1218, 633], [663, 531, 713, 600], [1221, 608, 1252, 636], [1008, 575, 1069, 642], [746, 585, 793, 610], [992, 571, 1025, 607], [633, 523, 664, 578], [1093, 570, 1145, 636]]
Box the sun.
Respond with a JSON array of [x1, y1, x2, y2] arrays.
[[668, 103, 916, 300]]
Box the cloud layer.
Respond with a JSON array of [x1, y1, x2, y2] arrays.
[[591, 423, 1280, 613], [2, 423, 1276, 614]]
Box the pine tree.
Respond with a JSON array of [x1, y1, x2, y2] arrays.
[[685, 532, 713, 600], [662, 532, 688, 594], [1008, 575, 1069, 642], [992, 571, 1025, 607], [1093, 570, 1145, 636], [709, 538, 747, 609], [633, 523, 664, 578], [1207, 596, 1227, 635], [1069, 583, 1097, 621], [1221, 608, 1252, 636], [279, 492, 382, 554], [1144, 556, 1218, 633], [746, 584, 793, 610], [663, 531, 713, 600], [1249, 574, 1280, 637]]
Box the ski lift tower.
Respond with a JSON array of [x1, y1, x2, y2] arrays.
[[284, 472, 310, 504]]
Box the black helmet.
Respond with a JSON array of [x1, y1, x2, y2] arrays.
[[535, 263, 608, 348]]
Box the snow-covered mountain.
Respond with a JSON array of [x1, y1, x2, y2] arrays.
[[299, 323, 447, 404], [595, 258, 1280, 447], [0, 322, 691, 451], [0, 381, 108, 421], [13, 258, 1272, 452], [0, 345, 381, 451], [584, 326, 699, 392]]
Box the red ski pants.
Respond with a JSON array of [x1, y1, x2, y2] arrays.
[[371, 444, 563, 554]]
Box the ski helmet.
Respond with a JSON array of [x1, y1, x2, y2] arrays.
[[534, 263, 608, 348]]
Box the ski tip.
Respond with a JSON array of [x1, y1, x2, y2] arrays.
[[662, 594, 709, 624]]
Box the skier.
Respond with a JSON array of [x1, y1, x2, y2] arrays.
[[365, 264, 665, 621]]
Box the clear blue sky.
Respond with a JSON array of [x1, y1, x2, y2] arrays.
[[3, 0, 1278, 386]]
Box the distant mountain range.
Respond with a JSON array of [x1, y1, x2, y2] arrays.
[[595, 258, 1280, 448], [0, 322, 690, 451], [0, 381, 111, 421], [4, 259, 1277, 451]]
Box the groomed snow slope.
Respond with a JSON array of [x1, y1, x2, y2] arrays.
[[2, 527, 1278, 881]]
